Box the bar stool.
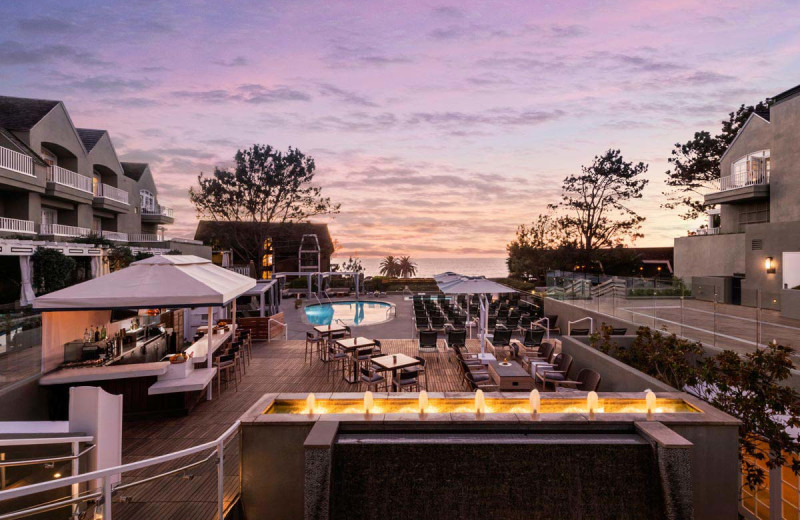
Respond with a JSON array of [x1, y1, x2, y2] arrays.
[[214, 353, 237, 393], [305, 332, 323, 364]]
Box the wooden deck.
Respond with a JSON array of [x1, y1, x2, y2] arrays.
[[115, 338, 476, 519]]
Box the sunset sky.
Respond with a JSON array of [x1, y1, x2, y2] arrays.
[[1, 1, 798, 257]]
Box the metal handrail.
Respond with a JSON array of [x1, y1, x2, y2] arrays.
[[0, 421, 241, 520], [0, 444, 95, 469], [268, 318, 287, 341], [567, 317, 594, 335]]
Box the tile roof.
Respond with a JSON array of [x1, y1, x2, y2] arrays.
[[0, 95, 60, 131], [76, 128, 106, 151], [0, 127, 47, 165], [121, 162, 149, 181]]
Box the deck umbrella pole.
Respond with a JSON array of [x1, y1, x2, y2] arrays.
[[232, 299, 237, 328], [260, 292, 265, 318], [208, 306, 214, 362]]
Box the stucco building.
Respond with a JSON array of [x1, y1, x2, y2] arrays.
[[674, 84, 800, 318]]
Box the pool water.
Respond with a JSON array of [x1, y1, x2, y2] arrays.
[[304, 301, 393, 326]]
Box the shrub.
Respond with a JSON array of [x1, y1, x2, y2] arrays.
[[31, 247, 76, 295], [107, 247, 135, 272]]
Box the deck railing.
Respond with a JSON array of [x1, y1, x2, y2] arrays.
[[718, 170, 769, 191], [128, 233, 164, 242], [100, 230, 128, 241], [0, 217, 35, 234], [40, 224, 91, 238], [688, 227, 720, 236], [94, 183, 129, 204], [46, 166, 93, 194], [141, 205, 173, 217], [0, 421, 240, 520], [0, 147, 34, 176]]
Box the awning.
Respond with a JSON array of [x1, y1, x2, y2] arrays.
[[434, 273, 516, 295], [33, 255, 256, 311]]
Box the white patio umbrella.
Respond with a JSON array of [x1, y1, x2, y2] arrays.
[[433, 273, 516, 353]]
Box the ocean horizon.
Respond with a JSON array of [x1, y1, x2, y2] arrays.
[[332, 257, 509, 279]]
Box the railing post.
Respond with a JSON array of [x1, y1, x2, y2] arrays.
[[71, 441, 80, 516], [102, 475, 112, 520], [770, 463, 781, 519], [217, 440, 224, 520]]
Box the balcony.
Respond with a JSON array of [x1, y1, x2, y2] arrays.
[[101, 230, 128, 242], [129, 233, 166, 243], [46, 166, 94, 202], [705, 171, 770, 205], [0, 216, 35, 235], [141, 204, 175, 224], [40, 223, 92, 238], [0, 146, 34, 176], [687, 227, 720, 236], [92, 183, 129, 213]]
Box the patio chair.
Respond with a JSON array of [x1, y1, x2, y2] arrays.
[[453, 344, 482, 366], [418, 330, 438, 352], [556, 369, 602, 393], [489, 328, 513, 358], [520, 341, 556, 374], [534, 353, 573, 390], [431, 316, 446, 332], [400, 356, 427, 389], [545, 314, 560, 334], [465, 371, 498, 392], [213, 353, 237, 393], [519, 316, 532, 330], [391, 371, 419, 392], [445, 329, 467, 352], [326, 342, 349, 380], [372, 339, 382, 355], [305, 331, 323, 364], [522, 329, 545, 348], [569, 328, 590, 336], [611, 328, 628, 335], [504, 315, 520, 330], [360, 364, 388, 392]]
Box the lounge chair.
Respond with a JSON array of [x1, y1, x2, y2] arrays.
[[488, 328, 513, 358], [522, 329, 545, 348], [569, 328, 590, 336], [545, 315, 560, 334], [611, 328, 628, 335], [464, 371, 498, 392], [556, 369, 602, 393], [534, 353, 574, 390]]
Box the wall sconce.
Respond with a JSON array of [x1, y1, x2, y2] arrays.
[[765, 257, 776, 274]]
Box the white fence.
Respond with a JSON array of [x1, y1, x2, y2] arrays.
[[141, 205, 173, 217], [0, 147, 34, 176], [94, 183, 129, 204], [47, 166, 93, 194], [40, 223, 91, 238], [718, 170, 769, 191], [0, 217, 35, 234], [101, 230, 128, 241]]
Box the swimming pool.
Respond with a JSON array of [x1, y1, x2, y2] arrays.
[[304, 301, 394, 326]]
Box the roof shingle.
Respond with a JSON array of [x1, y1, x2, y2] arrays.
[[0, 95, 60, 131], [76, 128, 107, 152]]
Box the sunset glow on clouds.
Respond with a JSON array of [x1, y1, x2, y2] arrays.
[[2, 0, 798, 257]]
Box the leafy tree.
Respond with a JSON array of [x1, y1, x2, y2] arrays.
[[70, 232, 115, 248], [694, 342, 800, 490], [134, 251, 154, 261], [107, 246, 135, 272], [379, 256, 400, 277], [165, 249, 183, 255], [189, 144, 340, 264], [549, 149, 648, 252], [31, 247, 76, 295], [663, 101, 769, 220], [506, 214, 571, 280], [333, 256, 364, 273], [398, 256, 418, 278]]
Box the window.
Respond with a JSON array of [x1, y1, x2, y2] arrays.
[[139, 190, 155, 212], [731, 150, 770, 185], [41, 208, 57, 226], [40, 147, 57, 167], [738, 203, 770, 232]]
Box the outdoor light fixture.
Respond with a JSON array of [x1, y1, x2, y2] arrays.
[[474, 389, 486, 414], [419, 390, 428, 414], [645, 390, 656, 416], [364, 391, 373, 414], [587, 391, 598, 416], [306, 393, 316, 415], [529, 389, 540, 415], [765, 257, 776, 274]]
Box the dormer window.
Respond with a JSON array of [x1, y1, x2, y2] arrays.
[[140, 189, 155, 212]]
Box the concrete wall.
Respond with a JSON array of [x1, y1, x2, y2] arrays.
[[674, 233, 746, 281], [770, 92, 800, 223], [559, 336, 676, 392], [164, 240, 212, 258], [25, 104, 88, 177], [741, 221, 800, 310], [692, 276, 732, 303]]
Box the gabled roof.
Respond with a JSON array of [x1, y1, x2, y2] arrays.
[[770, 83, 800, 105], [0, 127, 47, 165], [121, 162, 149, 181], [76, 128, 107, 152], [0, 95, 59, 131], [719, 111, 771, 162]]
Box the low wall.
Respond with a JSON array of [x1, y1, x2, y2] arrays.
[[559, 335, 675, 392], [544, 298, 640, 334]]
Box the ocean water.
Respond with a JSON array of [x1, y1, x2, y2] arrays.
[[339, 257, 509, 279]]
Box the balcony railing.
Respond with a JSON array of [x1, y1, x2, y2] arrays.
[[141, 205, 173, 218], [47, 166, 93, 194], [101, 230, 128, 241], [0, 146, 34, 176], [718, 171, 769, 191], [0, 216, 35, 234], [128, 233, 166, 242], [40, 223, 92, 238], [94, 183, 129, 204], [688, 227, 720, 236]]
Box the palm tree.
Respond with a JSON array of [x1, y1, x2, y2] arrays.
[[398, 256, 418, 278], [379, 256, 400, 277]]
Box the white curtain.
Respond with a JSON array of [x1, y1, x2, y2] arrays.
[[91, 256, 102, 278], [19, 256, 35, 306]]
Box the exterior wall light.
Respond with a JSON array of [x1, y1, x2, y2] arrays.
[[765, 257, 776, 274]]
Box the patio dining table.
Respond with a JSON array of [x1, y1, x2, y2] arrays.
[[335, 337, 377, 383], [371, 353, 422, 388], [314, 324, 347, 338]]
